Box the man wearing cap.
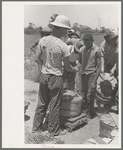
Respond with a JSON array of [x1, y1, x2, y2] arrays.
[[66, 30, 81, 45], [79, 32, 101, 119], [32, 15, 79, 136], [63, 40, 84, 90], [100, 32, 118, 78]]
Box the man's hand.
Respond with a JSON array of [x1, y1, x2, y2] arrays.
[[101, 67, 105, 75], [76, 62, 81, 68], [73, 66, 79, 73]]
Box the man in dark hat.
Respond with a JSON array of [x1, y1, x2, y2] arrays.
[[100, 32, 118, 77], [79, 32, 101, 119]]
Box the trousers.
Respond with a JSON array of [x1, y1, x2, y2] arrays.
[[63, 69, 76, 90], [80, 72, 97, 113], [32, 73, 63, 135]]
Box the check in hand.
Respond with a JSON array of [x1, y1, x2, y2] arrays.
[[74, 66, 79, 73], [101, 68, 105, 75]]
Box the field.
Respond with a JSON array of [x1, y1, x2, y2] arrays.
[[24, 34, 40, 82], [24, 33, 104, 82]]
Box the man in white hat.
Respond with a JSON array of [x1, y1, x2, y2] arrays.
[[32, 15, 79, 136]]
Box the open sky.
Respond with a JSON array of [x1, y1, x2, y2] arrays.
[[24, 2, 121, 29]]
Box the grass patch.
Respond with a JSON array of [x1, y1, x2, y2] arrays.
[[24, 34, 40, 82], [25, 131, 65, 144], [25, 90, 37, 96]]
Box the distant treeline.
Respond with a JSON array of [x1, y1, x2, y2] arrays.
[[24, 14, 111, 35], [24, 25, 111, 35], [24, 26, 42, 35]]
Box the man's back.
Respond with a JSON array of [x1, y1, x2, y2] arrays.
[[39, 35, 70, 76]]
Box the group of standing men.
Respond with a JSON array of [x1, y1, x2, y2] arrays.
[[30, 15, 119, 136]]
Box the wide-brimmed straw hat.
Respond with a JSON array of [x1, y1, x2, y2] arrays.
[[50, 15, 71, 29], [74, 41, 84, 53], [104, 32, 118, 42]]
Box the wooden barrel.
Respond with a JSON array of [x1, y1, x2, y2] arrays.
[[95, 73, 117, 105], [99, 114, 117, 138], [60, 90, 83, 118]]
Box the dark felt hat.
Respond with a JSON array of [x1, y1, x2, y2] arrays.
[[104, 32, 118, 42]]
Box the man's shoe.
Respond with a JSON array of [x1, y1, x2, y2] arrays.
[[86, 111, 97, 119], [57, 129, 67, 136], [90, 112, 97, 119], [32, 127, 43, 134], [45, 129, 67, 137]]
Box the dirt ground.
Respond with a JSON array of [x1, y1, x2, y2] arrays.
[[24, 79, 118, 144]]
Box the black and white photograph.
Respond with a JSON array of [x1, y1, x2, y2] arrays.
[[2, 1, 121, 148]]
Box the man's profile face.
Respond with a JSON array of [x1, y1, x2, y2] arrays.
[[60, 28, 69, 42]]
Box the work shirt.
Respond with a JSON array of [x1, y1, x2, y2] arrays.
[[79, 43, 99, 75], [100, 40, 118, 73], [38, 35, 71, 76], [67, 45, 80, 67]]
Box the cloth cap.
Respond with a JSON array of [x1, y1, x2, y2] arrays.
[[50, 15, 71, 29], [83, 32, 93, 41], [74, 41, 84, 53], [66, 38, 79, 45]]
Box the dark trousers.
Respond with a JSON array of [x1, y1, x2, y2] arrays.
[[63, 69, 76, 90], [32, 73, 63, 135], [81, 72, 97, 113]]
